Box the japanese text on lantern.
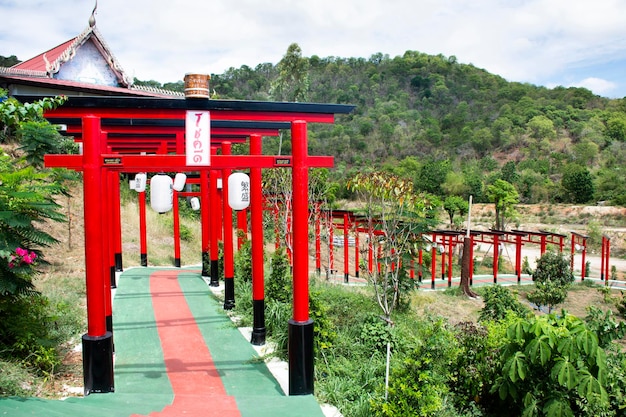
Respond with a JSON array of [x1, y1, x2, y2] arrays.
[[241, 179, 250, 204], [185, 111, 210, 166]]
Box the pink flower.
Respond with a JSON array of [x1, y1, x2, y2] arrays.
[[7, 248, 37, 268]]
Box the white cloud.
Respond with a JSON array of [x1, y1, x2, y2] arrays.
[[570, 77, 618, 96], [1, 0, 625, 96]]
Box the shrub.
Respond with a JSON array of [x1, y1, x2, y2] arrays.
[[359, 313, 397, 353], [585, 306, 626, 349], [265, 247, 291, 303], [370, 316, 459, 417], [0, 294, 61, 376], [528, 251, 574, 312], [310, 288, 337, 353], [478, 285, 529, 322], [234, 238, 253, 282], [489, 313, 610, 417], [0, 360, 35, 396]]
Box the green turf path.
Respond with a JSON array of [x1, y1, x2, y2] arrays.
[[0, 267, 327, 417]]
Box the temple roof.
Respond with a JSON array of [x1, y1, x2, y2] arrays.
[[1, 11, 182, 98], [13, 23, 132, 87]]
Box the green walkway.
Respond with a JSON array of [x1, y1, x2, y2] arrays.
[[0, 267, 327, 417]]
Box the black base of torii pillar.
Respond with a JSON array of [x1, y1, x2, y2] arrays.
[[82, 332, 114, 395]]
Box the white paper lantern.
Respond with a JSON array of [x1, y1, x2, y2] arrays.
[[173, 173, 187, 192], [134, 173, 147, 192], [190, 197, 200, 211], [150, 174, 173, 213], [228, 172, 250, 210]]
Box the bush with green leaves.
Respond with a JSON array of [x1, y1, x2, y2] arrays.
[[0, 294, 61, 376], [478, 284, 530, 322], [370, 316, 459, 417], [359, 313, 397, 353], [528, 251, 575, 313], [0, 93, 67, 141], [491, 313, 610, 417], [584, 306, 626, 349], [18, 121, 78, 168], [265, 246, 291, 303], [233, 237, 253, 282]]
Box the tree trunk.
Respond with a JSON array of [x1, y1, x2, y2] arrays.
[[460, 237, 479, 298]]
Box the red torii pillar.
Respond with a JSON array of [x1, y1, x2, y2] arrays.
[[514, 233, 524, 283], [81, 115, 114, 394], [343, 212, 350, 283], [222, 142, 236, 310], [201, 170, 211, 278], [314, 203, 321, 276], [601, 236, 611, 284], [289, 120, 314, 395], [209, 147, 221, 287], [354, 220, 360, 279], [172, 188, 182, 267], [250, 134, 266, 345], [111, 171, 123, 273], [138, 189, 148, 266]]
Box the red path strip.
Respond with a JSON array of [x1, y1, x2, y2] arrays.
[[134, 270, 241, 417]]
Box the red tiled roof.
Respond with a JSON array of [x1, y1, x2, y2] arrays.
[[13, 38, 76, 72]]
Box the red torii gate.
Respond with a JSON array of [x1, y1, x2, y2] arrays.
[[33, 95, 354, 397]]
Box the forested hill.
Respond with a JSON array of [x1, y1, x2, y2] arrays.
[[147, 48, 623, 206]]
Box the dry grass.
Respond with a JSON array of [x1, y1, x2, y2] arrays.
[[119, 198, 203, 268]]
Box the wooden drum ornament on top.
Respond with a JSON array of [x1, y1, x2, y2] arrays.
[[183, 73, 211, 98]]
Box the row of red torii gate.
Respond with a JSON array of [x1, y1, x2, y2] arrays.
[[143, 194, 613, 291], [28, 94, 355, 397], [311, 209, 613, 287]]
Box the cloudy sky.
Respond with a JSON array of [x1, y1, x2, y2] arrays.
[[1, 0, 625, 98]]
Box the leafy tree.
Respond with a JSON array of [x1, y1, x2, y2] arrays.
[[266, 246, 291, 303], [486, 179, 519, 230], [270, 43, 310, 102], [371, 317, 458, 416], [442, 195, 468, 228], [605, 114, 626, 142], [500, 160, 519, 184], [440, 170, 468, 197], [416, 159, 451, 194], [561, 164, 595, 204], [0, 55, 20, 67], [527, 251, 575, 313], [527, 115, 557, 140], [348, 171, 434, 318], [572, 139, 599, 166], [348, 171, 435, 399]]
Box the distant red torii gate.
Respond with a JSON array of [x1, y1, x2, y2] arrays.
[[33, 95, 355, 397]]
